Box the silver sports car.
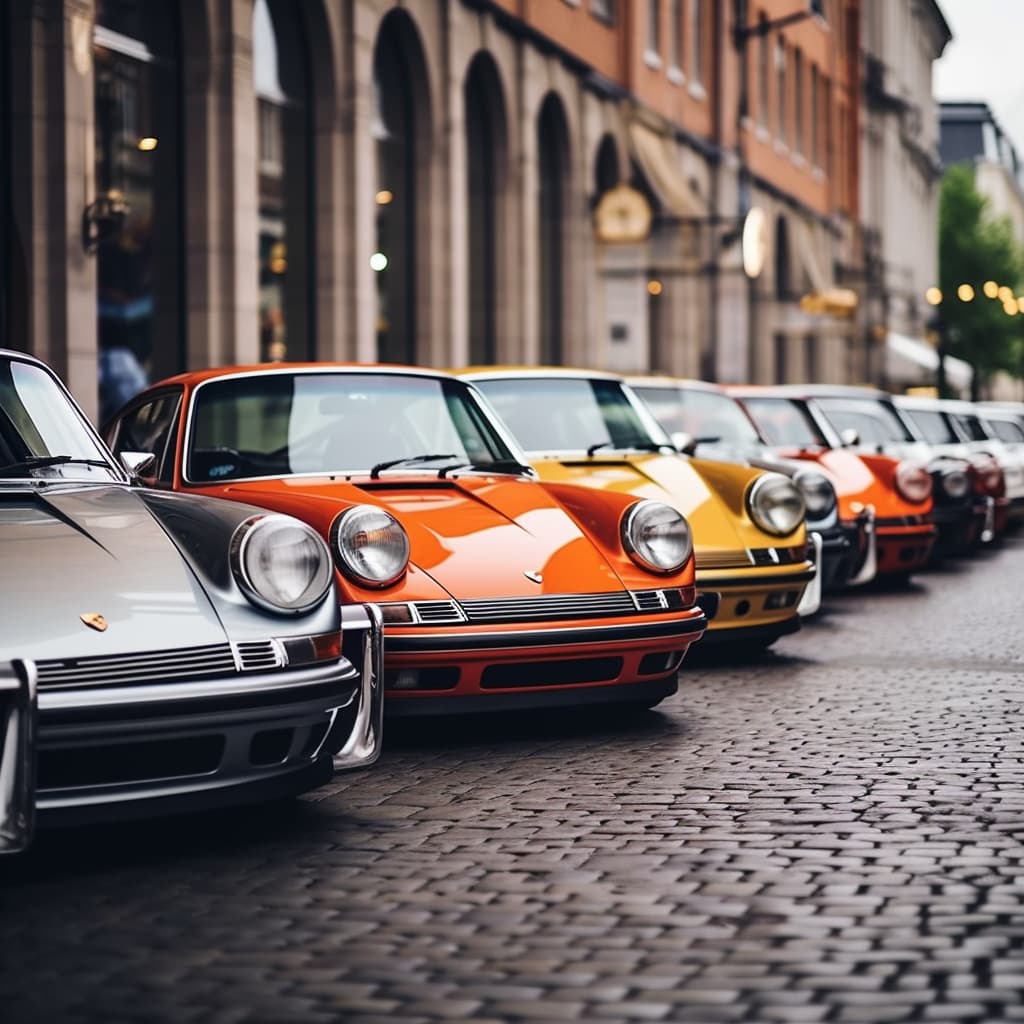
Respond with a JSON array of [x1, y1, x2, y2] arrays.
[[0, 349, 383, 853]]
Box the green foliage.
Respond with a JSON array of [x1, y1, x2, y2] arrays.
[[937, 164, 1024, 390]]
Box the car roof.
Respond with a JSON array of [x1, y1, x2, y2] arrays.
[[893, 395, 977, 413], [456, 365, 625, 382], [726, 383, 891, 400], [152, 362, 466, 388], [624, 375, 727, 394]]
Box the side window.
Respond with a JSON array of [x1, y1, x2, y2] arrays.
[[111, 391, 183, 484]]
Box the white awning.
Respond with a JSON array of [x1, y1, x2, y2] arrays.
[[628, 122, 706, 219], [886, 331, 973, 390]]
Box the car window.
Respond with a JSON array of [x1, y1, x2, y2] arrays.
[[815, 397, 913, 443], [986, 418, 1024, 443], [111, 392, 182, 482], [900, 408, 958, 444], [740, 397, 828, 448], [477, 377, 663, 452], [818, 407, 891, 445], [0, 358, 117, 479], [186, 372, 515, 481], [635, 386, 763, 445], [950, 413, 989, 442]]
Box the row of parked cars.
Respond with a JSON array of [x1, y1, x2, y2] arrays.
[[3, 348, 1021, 853]]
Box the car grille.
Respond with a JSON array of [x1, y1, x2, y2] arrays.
[[34, 640, 283, 690]]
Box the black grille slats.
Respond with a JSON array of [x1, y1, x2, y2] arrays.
[[35, 644, 238, 689]]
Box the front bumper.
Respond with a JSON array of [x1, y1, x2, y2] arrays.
[[696, 562, 815, 643], [873, 517, 936, 576], [382, 607, 708, 712], [2, 606, 384, 849]]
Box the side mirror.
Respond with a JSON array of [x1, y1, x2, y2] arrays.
[[839, 428, 860, 448], [120, 450, 157, 477], [671, 431, 698, 456]]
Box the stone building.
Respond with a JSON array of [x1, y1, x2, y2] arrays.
[[1, 0, 885, 423]]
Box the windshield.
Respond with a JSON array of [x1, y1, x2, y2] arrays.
[[633, 386, 763, 446], [740, 397, 829, 448], [0, 358, 117, 480], [186, 372, 520, 481], [986, 417, 1024, 443], [814, 398, 913, 445], [475, 377, 671, 453], [950, 413, 989, 443], [899, 407, 958, 445]]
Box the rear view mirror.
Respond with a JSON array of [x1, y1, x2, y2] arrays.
[[839, 428, 860, 448], [672, 431, 697, 456], [120, 450, 157, 477]]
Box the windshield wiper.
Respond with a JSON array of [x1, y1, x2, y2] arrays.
[[438, 458, 534, 478], [586, 440, 674, 456], [0, 455, 111, 478], [369, 453, 459, 479]]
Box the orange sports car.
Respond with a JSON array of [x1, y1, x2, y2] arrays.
[[728, 386, 937, 581], [103, 364, 708, 714]]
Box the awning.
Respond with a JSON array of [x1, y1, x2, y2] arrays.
[[886, 331, 973, 390], [628, 122, 706, 219], [790, 216, 829, 292]]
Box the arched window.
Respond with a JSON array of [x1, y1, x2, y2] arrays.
[[594, 134, 620, 199], [253, 0, 311, 362], [465, 54, 506, 365], [94, 0, 180, 424], [538, 94, 569, 366], [373, 14, 422, 365]]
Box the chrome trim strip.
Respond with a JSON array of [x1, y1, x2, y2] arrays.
[[333, 603, 385, 771], [0, 660, 36, 855], [848, 506, 878, 586], [383, 613, 708, 653], [38, 660, 359, 712], [796, 532, 823, 617]]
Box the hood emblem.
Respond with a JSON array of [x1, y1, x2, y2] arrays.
[[80, 612, 108, 632], [524, 570, 543, 585]]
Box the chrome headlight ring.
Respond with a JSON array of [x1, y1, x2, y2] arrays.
[[747, 473, 806, 537], [621, 500, 693, 574], [794, 470, 837, 519], [230, 514, 334, 614], [938, 467, 969, 500], [331, 505, 411, 589], [895, 460, 932, 504]]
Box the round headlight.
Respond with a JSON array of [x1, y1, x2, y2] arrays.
[[938, 467, 969, 500], [230, 514, 334, 613], [747, 473, 805, 536], [331, 505, 410, 588], [972, 454, 1003, 494], [895, 460, 932, 504], [621, 500, 693, 574], [794, 470, 836, 519]]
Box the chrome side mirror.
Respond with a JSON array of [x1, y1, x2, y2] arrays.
[[839, 428, 860, 448], [672, 431, 698, 456], [120, 451, 157, 477]]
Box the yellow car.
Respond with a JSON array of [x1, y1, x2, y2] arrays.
[[459, 367, 816, 653]]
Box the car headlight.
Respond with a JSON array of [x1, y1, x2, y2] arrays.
[[747, 473, 805, 536], [331, 505, 410, 588], [971, 454, 1003, 493], [794, 470, 836, 519], [895, 460, 932, 504], [937, 467, 969, 500], [621, 500, 693, 574], [230, 514, 334, 613]]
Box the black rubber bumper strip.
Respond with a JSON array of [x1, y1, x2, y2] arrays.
[[697, 568, 817, 589]]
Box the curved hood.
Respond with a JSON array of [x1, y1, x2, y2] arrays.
[[0, 484, 226, 661], [529, 453, 799, 551], [213, 474, 625, 600]]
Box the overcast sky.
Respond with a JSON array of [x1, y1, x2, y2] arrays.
[[933, 0, 1024, 154]]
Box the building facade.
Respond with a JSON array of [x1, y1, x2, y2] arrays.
[[859, 0, 953, 393], [2, 0, 878, 424]]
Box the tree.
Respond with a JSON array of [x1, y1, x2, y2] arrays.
[[937, 163, 1024, 397]]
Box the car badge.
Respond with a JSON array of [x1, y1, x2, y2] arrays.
[[80, 612, 108, 632], [524, 570, 543, 584]]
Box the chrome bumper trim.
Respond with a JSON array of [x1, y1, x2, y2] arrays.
[[332, 603, 384, 771], [849, 506, 877, 586], [0, 660, 36, 855], [797, 532, 823, 617]]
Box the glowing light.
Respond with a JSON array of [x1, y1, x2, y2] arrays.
[[647, 280, 663, 296], [999, 285, 1014, 303], [925, 287, 942, 306], [375, 190, 394, 205], [370, 252, 388, 272], [137, 137, 158, 151], [957, 284, 975, 302], [983, 280, 999, 299], [1018, 297, 1024, 313], [1004, 300, 1018, 316]]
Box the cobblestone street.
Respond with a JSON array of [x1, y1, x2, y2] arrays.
[[2, 539, 1024, 1023]]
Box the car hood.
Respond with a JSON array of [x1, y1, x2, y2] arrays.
[[213, 475, 625, 600], [0, 484, 225, 660], [528, 453, 794, 552]]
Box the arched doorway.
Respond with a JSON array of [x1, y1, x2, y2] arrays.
[[373, 12, 431, 365], [464, 52, 507, 365], [593, 133, 620, 199], [253, 0, 312, 362], [537, 93, 570, 366], [93, 0, 181, 423]]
